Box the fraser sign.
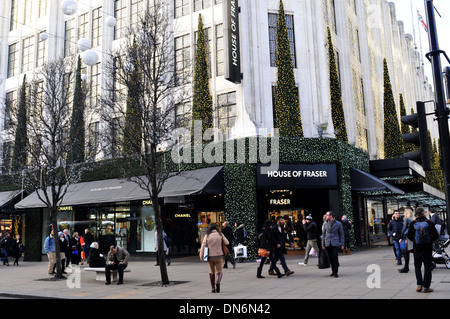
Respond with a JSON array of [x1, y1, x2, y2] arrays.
[[224, 0, 241, 83]]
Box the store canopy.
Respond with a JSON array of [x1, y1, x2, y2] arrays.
[[15, 166, 224, 209], [0, 190, 23, 210], [350, 168, 405, 195]]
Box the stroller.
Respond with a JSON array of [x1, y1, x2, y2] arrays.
[[431, 237, 450, 270]]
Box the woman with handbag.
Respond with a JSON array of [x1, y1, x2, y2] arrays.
[[256, 220, 273, 278], [199, 223, 229, 293]]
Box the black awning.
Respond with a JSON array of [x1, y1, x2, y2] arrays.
[[15, 166, 224, 209], [351, 168, 405, 195]]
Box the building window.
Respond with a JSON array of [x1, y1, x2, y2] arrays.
[[78, 13, 89, 40], [38, 0, 47, 18], [216, 91, 237, 133], [10, 0, 18, 31], [90, 63, 101, 106], [111, 117, 123, 157], [175, 101, 192, 128], [24, 0, 33, 25], [114, 0, 127, 40], [216, 24, 224, 76], [36, 31, 47, 67], [65, 19, 76, 57], [92, 7, 102, 47], [7, 43, 19, 78], [2, 142, 13, 173], [131, 0, 145, 29], [4, 91, 16, 130], [175, 0, 190, 18], [22, 36, 35, 73], [88, 121, 99, 160], [175, 34, 191, 85], [268, 13, 296, 68], [194, 0, 211, 12]]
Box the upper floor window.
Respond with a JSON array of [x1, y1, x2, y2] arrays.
[[268, 13, 297, 68]]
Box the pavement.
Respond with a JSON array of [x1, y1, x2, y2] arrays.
[[1, 242, 450, 302]]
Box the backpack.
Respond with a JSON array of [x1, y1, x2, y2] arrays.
[[414, 221, 431, 244]]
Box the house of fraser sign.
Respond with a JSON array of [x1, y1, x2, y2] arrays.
[[224, 0, 241, 83]]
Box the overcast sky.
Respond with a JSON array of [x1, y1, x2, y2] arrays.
[[389, 0, 450, 84]]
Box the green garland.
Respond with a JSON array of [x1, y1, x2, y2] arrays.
[[383, 59, 403, 159]]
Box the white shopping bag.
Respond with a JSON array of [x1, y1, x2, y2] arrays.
[[234, 245, 247, 259]]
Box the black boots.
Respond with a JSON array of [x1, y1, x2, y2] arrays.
[[257, 265, 265, 278], [216, 272, 223, 293]]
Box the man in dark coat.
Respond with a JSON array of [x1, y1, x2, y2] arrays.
[[406, 207, 439, 293], [268, 216, 294, 277], [222, 221, 235, 269], [388, 211, 404, 265]]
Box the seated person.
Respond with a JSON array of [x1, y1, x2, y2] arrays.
[[105, 245, 130, 285], [88, 242, 105, 267]]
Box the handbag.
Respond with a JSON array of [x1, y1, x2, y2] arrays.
[[222, 236, 230, 256], [318, 249, 330, 269], [258, 248, 270, 258]]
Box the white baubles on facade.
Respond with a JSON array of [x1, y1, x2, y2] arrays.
[[60, 0, 78, 16], [40, 32, 48, 41], [106, 16, 117, 28], [81, 50, 99, 66], [77, 38, 91, 52]]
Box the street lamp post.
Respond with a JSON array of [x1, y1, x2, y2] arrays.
[[424, 0, 450, 231]]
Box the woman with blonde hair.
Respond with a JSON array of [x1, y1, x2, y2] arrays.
[[399, 206, 414, 273], [200, 223, 229, 293]]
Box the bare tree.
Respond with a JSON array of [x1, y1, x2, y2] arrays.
[[101, 1, 191, 286], [25, 57, 88, 279]]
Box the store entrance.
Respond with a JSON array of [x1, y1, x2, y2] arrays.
[[257, 189, 332, 247]]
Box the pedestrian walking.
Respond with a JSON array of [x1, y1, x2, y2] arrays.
[[398, 207, 413, 273], [387, 210, 404, 265], [58, 232, 68, 274], [44, 229, 56, 275], [199, 223, 229, 293], [256, 219, 273, 278], [70, 232, 82, 265], [341, 215, 352, 255], [322, 211, 344, 278], [269, 216, 294, 277], [62, 229, 71, 268], [83, 228, 94, 261], [299, 214, 320, 266], [222, 221, 235, 269], [406, 207, 439, 293], [105, 245, 130, 285], [10, 234, 24, 266], [0, 232, 13, 266]]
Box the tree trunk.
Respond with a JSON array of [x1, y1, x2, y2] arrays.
[[153, 194, 169, 286], [51, 210, 64, 279]]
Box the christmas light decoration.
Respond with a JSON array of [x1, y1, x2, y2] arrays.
[[60, 0, 78, 16]]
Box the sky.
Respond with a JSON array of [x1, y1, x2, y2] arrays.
[[389, 0, 450, 86]]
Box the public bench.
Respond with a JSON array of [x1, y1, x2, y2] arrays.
[[84, 267, 130, 282]]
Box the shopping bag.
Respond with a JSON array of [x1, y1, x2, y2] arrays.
[[203, 247, 209, 262], [234, 245, 247, 259], [318, 249, 330, 269], [309, 248, 317, 256]]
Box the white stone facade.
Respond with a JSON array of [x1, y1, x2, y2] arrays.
[[0, 0, 436, 168]]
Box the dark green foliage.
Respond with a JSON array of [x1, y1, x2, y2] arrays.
[[69, 56, 86, 164], [274, 0, 303, 138], [123, 37, 142, 156], [192, 14, 213, 138], [383, 58, 403, 159], [327, 27, 347, 143], [12, 76, 28, 172]]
